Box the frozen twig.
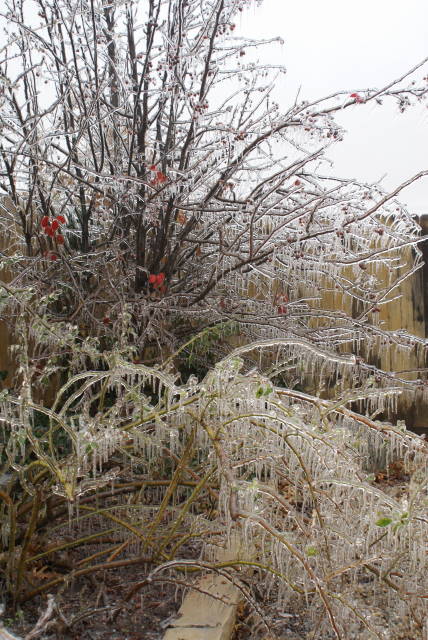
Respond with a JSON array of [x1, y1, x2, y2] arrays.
[[24, 595, 56, 640]]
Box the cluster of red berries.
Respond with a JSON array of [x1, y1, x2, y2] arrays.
[[41, 214, 66, 244], [277, 294, 289, 315], [149, 272, 165, 289], [43, 251, 58, 261], [193, 100, 209, 114], [149, 164, 167, 186], [350, 93, 365, 104]]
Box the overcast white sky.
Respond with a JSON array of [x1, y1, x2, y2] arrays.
[[239, 0, 428, 214]]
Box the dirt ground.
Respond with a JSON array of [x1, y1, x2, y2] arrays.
[[3, 461, 426, 640], [2, 567, 182, 640]]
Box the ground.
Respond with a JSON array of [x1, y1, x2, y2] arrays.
[[2, 460, 425, 640]]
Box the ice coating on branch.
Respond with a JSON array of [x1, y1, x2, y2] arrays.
[[0, 345, 426, 636]]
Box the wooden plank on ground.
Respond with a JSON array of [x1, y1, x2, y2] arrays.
[[163, 533, 249, 640]]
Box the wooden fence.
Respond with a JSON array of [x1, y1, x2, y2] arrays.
[[316, 215, 428, 431]]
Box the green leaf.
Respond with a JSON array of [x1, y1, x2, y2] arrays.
[[306, 546, 318, 557], [256, 385, 273, 398], [375, 517, 393, 527]]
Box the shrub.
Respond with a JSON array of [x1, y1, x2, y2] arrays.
[[0, 339, 426, 637]]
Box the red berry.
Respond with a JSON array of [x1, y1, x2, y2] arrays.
[[56, 214, 66, 224], [103, 317, 111, 325], [56, 234, 64, 244], [50, 253, 57, 261], [51, 219, 59, 232], [149, 274, 157, 284], [45, 226, 55, 237], [294, 179, 301, 186], [41, 216, 50, 227]]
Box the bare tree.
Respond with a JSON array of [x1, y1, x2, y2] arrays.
[[0, 0, 427, 390]]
